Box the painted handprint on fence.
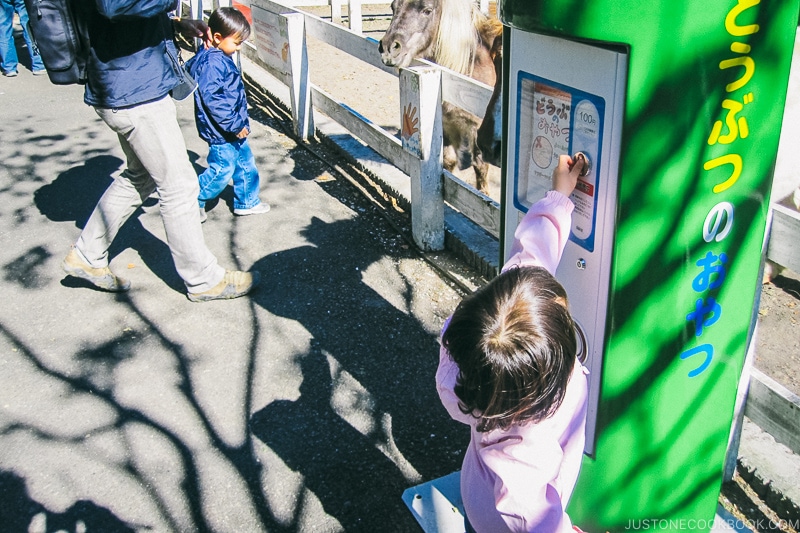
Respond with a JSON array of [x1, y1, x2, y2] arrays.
[[402, 103, 419, 139], [401, 103, 422, 157]]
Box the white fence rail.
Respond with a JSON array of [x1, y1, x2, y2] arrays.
[[185, 0, 492, 34], [253, 0, 491, 33], [767, 204, 800, 274]]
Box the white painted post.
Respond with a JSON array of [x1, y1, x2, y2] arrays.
[[192, 0, 203, 19], [285, 13, 314, 140], [192, 0, 204, 49], [331, 0, 343, 24], [347, 0, 362, 34], [400, 66, 444, 251]]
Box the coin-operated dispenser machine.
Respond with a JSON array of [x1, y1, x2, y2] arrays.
[[496, 0, 800, 530]]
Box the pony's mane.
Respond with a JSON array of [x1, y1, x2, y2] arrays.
[[434, 0, 485, 76]]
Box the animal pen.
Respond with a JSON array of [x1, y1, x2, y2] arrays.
[[181, 0, 502, 269]]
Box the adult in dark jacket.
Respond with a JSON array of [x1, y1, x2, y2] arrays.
[[61, 0, 259, 302]]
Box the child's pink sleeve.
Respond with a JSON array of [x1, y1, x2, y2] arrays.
[[503, 190, 574, 276]]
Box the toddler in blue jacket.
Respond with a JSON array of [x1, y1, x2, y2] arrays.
[[187, 7, 270, 221]]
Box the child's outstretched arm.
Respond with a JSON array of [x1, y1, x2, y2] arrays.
[[554, 153, 583, 197], [504, 154, 585, 275]]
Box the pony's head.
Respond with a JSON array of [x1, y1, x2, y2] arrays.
[[379, 0, 483, 76], [477, 33, 503, 166]]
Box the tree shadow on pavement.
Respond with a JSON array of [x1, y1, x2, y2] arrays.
[[32, 154, 184, 293], [0, 470, 135, 533], [249, 215, 466, 531], [4, 79, 467, 532], [250, 348, 410, 531]]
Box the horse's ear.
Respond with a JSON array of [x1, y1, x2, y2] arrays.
[[480, 17, 504, 49], [490, 33, 503, 60], [488, 18, 503, 36]]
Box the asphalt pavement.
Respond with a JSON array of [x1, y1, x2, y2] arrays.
[[0, 57, 475, 531]]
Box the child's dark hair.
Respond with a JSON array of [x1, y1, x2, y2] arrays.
[[208, 7, 251, 41], [442, 266, 579, 433]]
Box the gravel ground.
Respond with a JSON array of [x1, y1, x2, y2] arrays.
[[757, 268, 800, 397]]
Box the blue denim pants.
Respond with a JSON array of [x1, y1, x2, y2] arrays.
[[0, 0, 44, 74], [198, 138, 262, 210]]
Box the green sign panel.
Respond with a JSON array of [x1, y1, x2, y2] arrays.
[[497, 1, 799, 531]]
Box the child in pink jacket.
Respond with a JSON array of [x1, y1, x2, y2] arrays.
[[437, 154, 589, 533]]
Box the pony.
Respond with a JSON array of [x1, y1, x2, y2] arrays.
[[476, 32, 503, 167], [379, 0, 503, 194]]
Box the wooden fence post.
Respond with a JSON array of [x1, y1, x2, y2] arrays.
[[331, 0, 343, 24], [250, 6, 313, 139], [347, 0, 362, 34], [400, 66, 444, 251], [190, 0, 204, 49], [191, 0, 202, 19], [284, 13, 314, 140], [724, 323, 757, 481]]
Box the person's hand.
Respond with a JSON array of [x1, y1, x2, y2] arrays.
[[236, 127, 250, 139], [173, 18, 213, 48], [552, 153, 584, 197]]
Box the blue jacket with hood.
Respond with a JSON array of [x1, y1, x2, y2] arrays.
[[186, 46, 250, 145], [84, 0, 188, 109]]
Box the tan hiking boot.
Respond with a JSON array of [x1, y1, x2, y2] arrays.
[[62, 248, 131, 292], [187, 270, 260, 302]]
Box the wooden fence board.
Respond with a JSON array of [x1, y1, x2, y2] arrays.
[[767, 203, 800, 274], [440, 69, 492, 118], [443, 171, 500, 238], [744, 367, 800, 455], [311, 86, 413, 174], [304, 16, 395, 74]]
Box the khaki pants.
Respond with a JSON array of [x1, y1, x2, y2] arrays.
[[76, 96, 225, 293]]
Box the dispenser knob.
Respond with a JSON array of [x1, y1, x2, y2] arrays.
[[570, 152, 591, 177]]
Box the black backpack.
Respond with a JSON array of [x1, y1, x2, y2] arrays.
[[23, 0, 91, 85]]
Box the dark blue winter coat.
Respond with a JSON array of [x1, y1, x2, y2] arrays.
[[186, 46, 250, 145], [84, 0, 187, 109]]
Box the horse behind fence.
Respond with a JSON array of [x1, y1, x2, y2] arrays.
[[476, 32, 502, 168], [379, 0, 503, 194]]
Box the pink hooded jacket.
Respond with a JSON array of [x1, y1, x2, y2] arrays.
[[436, 191, 589, 532]]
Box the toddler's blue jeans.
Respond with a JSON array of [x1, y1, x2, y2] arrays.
[[198, 138, 262, 211]]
